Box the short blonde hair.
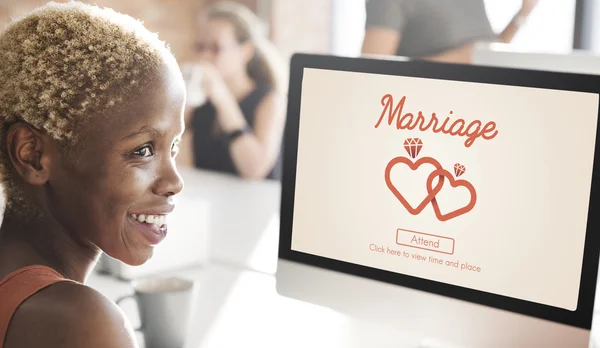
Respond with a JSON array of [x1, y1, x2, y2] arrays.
[[0, 1, 178, 208]]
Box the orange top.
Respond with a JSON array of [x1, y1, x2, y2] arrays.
[[0, 265, 71, 348]]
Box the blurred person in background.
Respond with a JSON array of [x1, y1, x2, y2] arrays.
[[178, 1, 287, 181], [361, 0, 538, 64]]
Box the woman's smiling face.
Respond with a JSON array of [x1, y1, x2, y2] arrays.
[[46, 64, 186, 265]]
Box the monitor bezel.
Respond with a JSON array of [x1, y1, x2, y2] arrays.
[[278, 53, 600, 330]]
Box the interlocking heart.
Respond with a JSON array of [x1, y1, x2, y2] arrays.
[[426, 168, 477, 221], [385, 138, 477, 222]]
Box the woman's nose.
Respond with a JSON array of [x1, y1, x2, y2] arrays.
[[154, 160, 184, 197]]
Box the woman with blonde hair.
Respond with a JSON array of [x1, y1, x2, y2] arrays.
[[180, 1, 287, 180], [0, 1, 185, 347]]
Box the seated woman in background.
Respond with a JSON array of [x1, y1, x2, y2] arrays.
[[361, 0, 538, 64], [0, 2, 184, 347], [178, 1, 287, 181]]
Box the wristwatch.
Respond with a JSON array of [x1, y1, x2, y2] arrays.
[[226, 125, 251, 143]]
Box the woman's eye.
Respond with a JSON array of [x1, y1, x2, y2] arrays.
[[133, 145, 154, 157]]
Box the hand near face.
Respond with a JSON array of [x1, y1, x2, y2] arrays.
[[198, 62, 232, 104]]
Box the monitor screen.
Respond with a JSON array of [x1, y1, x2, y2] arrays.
[[279, 54, 600, 330]]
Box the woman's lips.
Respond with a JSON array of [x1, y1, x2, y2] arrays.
[[129, 213, 168, 245]]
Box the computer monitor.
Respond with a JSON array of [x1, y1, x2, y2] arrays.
[[276, 53, 600, 347], [473, 42, 600, 75]]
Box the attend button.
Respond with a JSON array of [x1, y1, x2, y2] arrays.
[[396, 228, 455, 255]]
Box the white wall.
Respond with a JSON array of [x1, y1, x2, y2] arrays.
[[331, 0, 366, 57], [484, 0, 576, 53]]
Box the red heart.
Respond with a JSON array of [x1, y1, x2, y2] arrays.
[[385, 156, 444, 215], [426, 168, 477, 222]]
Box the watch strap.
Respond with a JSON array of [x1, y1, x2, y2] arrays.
[[226, 125, 251, 143]]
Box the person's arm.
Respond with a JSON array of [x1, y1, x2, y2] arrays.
[[213, 90, 286, 179], [362, 28, 401, 56], [498, 0, 538, 43], [428, 0, 539, 65], [361, 0, 405, 56], [4, 282, 138, 348], [191, 63, 286, 179], [497, 14, 527, 44]]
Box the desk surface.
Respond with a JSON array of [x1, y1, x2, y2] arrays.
[[88, 262, 425, 348], [88, 260, 600, 348]]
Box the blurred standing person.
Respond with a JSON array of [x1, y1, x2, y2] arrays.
[[361, 0, 538, 64], [178, 1, 287, 181]]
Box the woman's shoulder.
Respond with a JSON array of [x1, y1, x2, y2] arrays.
[[4, 282, 137, 348]]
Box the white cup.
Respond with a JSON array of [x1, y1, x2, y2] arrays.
[[181, 62, 207, 108], [116, 276, 195, 348]]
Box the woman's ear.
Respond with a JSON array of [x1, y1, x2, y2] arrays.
[[5, 123, 54, 186]]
